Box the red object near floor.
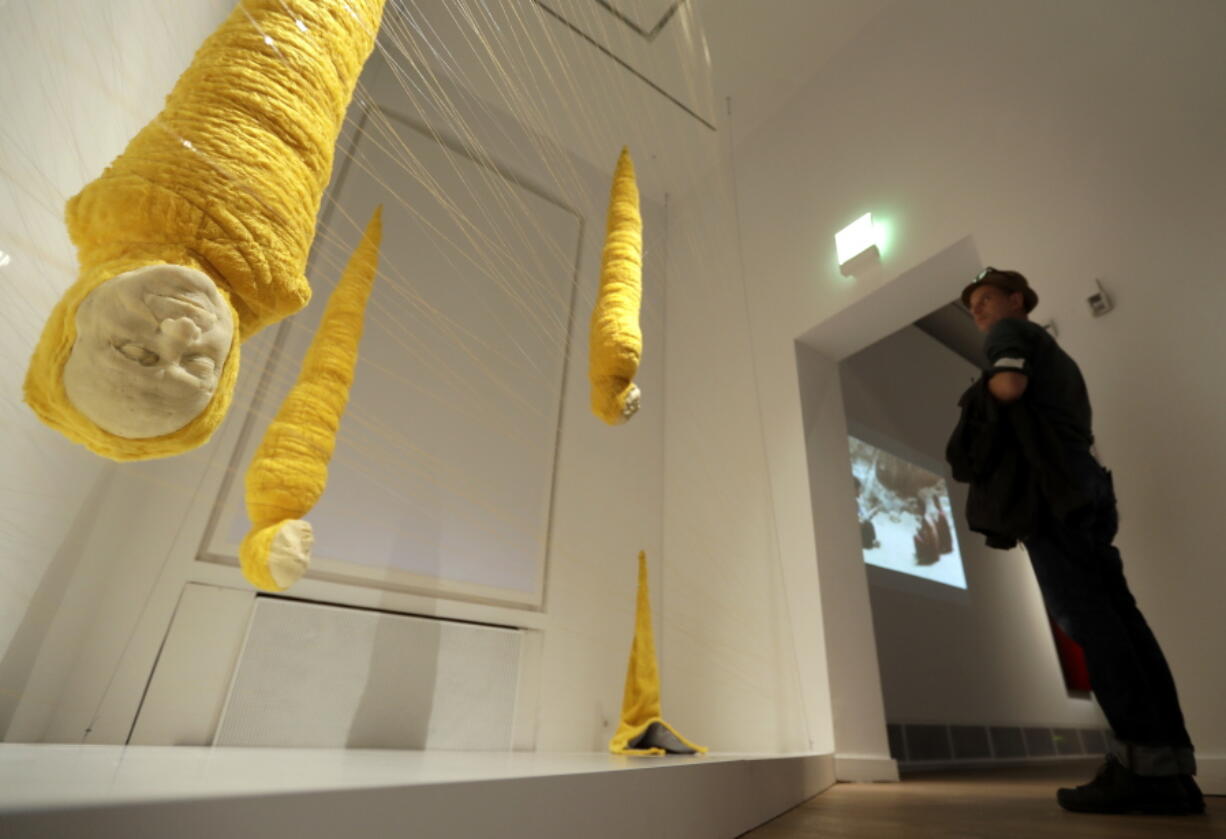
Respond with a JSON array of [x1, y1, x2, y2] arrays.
[[1049, 616, 1092, 692]]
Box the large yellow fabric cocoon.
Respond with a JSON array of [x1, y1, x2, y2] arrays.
[[609, 551, 707, 756], [240, 206, 383, 592], [23, 0, 386, 461], [588, 147, 644, 425]]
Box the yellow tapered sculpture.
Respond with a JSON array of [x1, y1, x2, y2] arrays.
[[24, 0, 387, 461], [239, 207, 382, 592], [589, 147, 644, 425], [609, 551, 707, 756]]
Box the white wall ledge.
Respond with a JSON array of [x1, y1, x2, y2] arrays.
[[0, 746, 835, 839]]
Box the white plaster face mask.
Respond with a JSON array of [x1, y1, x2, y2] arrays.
[[62, 265, 235, 438]]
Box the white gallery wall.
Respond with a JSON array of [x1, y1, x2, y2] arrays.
[[0, 0, 241, 743], [0, 0, 647, 744], [0, 0, 830, 762], [667, 0, 1226, 790], [840, 326, 1106, 731], [661, 179, 835, 758], [6, 0, 1221, 793]]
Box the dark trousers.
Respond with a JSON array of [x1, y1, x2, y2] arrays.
[[1022, 453, 1195, 776]]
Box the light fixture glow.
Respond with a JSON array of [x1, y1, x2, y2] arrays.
[[835, 213, 880, 274], [0, 249, 11, 269]]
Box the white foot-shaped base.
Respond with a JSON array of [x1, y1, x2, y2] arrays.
[[620, 383, 641, 423], [268, 519, 314, 589]]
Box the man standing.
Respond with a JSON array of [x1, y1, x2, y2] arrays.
[[960, 268, 1202, 815]]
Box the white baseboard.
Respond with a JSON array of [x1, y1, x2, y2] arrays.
[[1197, 755, 1225, 796], [897, 753, 1225, 796], [899, 753, 1097, 773], [835, 753, 899, 782]]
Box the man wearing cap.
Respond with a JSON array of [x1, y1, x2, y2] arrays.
[[960, 268, 1201, 815]]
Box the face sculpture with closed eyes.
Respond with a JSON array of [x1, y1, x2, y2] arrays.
[[62, 265, 235, 438]]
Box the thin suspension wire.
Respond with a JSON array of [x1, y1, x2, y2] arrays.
[[0, 0, 815, 733]]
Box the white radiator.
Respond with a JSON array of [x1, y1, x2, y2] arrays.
[[215, 597, 520, 749]]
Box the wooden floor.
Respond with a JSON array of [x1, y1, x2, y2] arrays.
[[743, 760, 1222, 838]]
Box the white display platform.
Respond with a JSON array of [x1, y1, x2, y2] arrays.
[[0, 745, 835, 839]]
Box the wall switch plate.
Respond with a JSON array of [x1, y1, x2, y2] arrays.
[[1088, 279, 1114, 317]]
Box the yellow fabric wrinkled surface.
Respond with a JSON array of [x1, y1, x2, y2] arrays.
[[240, 207, 383, 592], [609, 551, 708, 756], [588, 147, 644, 425], [24, 0, 386, 461]]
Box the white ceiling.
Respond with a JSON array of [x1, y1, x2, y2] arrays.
[[697, 0, 893, 145], [385, 0, 893, 199]]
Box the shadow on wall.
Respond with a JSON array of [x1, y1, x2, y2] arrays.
[[346, 611, 441, 748], [0, 465, 119, 740]]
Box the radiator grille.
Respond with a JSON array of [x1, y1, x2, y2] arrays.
[[888, 721, 1111, 767], [215, 597, 520, 749]]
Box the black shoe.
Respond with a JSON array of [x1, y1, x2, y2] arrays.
[[1180, 774, 1206, 813], [1057, 756, 1205, 815]]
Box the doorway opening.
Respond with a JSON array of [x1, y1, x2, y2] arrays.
[[795, 237, 1107, 772]]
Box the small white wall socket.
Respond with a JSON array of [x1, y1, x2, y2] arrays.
[[1088, 278, 1114, 317]]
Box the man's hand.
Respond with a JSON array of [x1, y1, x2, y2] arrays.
[[988, 371, 1028, 403]]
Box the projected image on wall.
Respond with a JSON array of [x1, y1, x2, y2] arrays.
[[849, 436, 967, 589]]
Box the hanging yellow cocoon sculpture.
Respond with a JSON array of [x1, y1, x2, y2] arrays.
[[240, 206, 382, 592], [589, 147, 644, 425], [23, 0, 387, 461], [609, 551, 707, 756]]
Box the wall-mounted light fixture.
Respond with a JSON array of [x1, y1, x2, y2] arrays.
[[835, 212, 881, 277]]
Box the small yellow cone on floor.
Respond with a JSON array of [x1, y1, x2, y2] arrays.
[[609, 551, 707, 756], [239, 207, 383, 592], [589, 147, 644, 425]]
